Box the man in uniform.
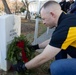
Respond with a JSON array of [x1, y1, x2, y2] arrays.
[[13, 1, 76, 75]]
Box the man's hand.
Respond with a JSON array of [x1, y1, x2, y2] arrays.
[[28, 44, 40, 51], [13, 62, 27, 72]]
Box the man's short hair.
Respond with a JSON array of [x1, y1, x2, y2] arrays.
[[42, 1, 59, 8], [39, 1, 59, 13]]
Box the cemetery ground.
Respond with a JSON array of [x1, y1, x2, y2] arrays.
[[0, 19, 54, 75]]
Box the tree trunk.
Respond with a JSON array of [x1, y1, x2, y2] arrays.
[[22, 0, 31, 20], [2, 0, 11, 14]]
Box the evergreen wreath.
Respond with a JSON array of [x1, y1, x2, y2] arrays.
[[7, 35, 35, 75]]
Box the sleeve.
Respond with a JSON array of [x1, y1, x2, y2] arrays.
[[49, 27, 76, 50]]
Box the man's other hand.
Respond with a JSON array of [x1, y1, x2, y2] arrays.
[[28, 44, 40, 51], [13, 62, 27, 72]]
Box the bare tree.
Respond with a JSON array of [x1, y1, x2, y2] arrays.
[[2, 0, 11, 14], [22, 0, 29, 19], [22, 0, 35, 20]]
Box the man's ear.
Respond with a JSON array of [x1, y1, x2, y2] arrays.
[[50, 12, 55, 18]]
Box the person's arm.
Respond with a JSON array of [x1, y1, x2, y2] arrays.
[[25, 44, 61, 69], [13, 44, 61, 72], [30, 39, 51, 50]]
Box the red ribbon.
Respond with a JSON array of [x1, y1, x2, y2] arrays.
[[16, 41, 28, 62]]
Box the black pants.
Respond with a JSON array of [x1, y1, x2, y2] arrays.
[[55, 46, 76, 60]]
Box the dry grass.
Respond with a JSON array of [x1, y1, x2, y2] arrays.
[[21, 19, 47, 43]]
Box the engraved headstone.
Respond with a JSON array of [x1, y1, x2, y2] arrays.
[[0, 15, 21, 71]]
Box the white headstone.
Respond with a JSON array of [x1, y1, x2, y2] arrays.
[[0, 14, 21, 71]]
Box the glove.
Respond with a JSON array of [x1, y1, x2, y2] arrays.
[[29, 44, 40, 51], [13, 62, 27, 72]]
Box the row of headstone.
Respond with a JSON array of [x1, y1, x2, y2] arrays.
[[0, 14, 21, 71]]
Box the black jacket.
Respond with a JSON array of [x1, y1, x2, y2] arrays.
[[59, 1, 67, 12], [66, 1, 74, 12]]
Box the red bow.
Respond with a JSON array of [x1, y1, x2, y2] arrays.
[[17, 41, 28, 62]]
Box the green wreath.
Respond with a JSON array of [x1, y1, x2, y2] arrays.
[[6, 35, 35, 75]]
